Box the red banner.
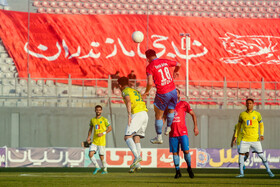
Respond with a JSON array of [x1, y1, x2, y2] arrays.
[[0, 10, 280, 86]]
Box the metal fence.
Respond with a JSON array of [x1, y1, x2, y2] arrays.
[[0, 75, 279, 109]]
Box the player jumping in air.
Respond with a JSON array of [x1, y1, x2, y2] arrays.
[[86, 105, 112, 175], [142, 49, 181, 144], [118, 77, 149, 173]]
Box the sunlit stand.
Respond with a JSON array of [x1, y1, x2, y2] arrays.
[[180, 33, 191, 100]]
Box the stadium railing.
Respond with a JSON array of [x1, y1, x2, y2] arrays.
[[0, 75, 279, 109]]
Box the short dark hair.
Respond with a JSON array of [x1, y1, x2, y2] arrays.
[[95, 105, 102, 110], [118, 76, 129, 86], [246, 98, 254, 103], [145, 49, 156, 58]]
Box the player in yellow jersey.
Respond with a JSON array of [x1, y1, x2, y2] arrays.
[[118, 77, 149, 173], [86, 105, 112, 175], [230, 123, 249, 170], [233, 98, 274, 178]]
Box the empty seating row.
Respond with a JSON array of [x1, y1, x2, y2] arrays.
[[38, 0, 280, 8], [37, 7, 280, 18], [34, 1, 280, 14]]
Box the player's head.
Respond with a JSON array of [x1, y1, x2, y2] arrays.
[[145, 49, 157, 63], [246, 98, 254, 111], [176, 88, 181, 100], [95, 105, 102, 116], [117, 76, 129, 90]]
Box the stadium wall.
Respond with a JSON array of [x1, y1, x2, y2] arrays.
[[0, 107, 279, 149]]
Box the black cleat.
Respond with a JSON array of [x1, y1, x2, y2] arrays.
[[187, 167, 194, 178], [174, 170, 182, 179]]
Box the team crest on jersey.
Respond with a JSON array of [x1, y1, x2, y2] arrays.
[[253, 116, 256, 119], [246, 120, 252, 126]]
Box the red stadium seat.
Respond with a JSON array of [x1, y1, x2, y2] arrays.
[[54, 8, 62, 14], [66, 2, 74, 8], [237, 0, 244, 6], [83, 3, 91, 8], [75, 2, 83, 8], [88, 9, 95, 14], [46, 8, 54, 14], [206, 0, 212, 6], [230, 0, 237, 6], [58, 2, 66, 7], [50, 2, 58, 7], [37, 7, 46, 13], [42, 1, 50, 7], [71, 8, 79, 14], [63, 8, 71, 14], [80, 9, 88, 14], [33, 1, 41, 7], [245, 1, 252, 7], [96, 88, 104, 96], [201, 12, 208, 17]]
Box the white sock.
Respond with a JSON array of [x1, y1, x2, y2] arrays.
[[135, 143, 141, 157], [258, 153, 271, 173], [126, 138, 139, 158], [91, 156, 99, 168], [135, 143, 142, 167], [102, 159, 107, 171], [157, 134, 162, 140]]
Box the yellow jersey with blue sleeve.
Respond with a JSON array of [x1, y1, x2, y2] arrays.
[[234, 123, 243, 145], [122, 87, 148, 114], [90, 116, 110, 146], [236, 110, 263, 142]]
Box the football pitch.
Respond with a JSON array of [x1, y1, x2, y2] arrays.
[[0, 168, 279, 187]]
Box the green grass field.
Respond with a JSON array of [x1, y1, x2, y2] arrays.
[[0, 168, 279, 187]]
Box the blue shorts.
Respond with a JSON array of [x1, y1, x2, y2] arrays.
[[154, 89, 177, 111], [169, 135, 189, 153]]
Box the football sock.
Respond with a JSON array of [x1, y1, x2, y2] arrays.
[[155, 119, 163, 134], [166, 112, 175, 127], [135, 143, 142, 167], [184, 153, 192, 168], [258, 153, 271, 173], [136, 143, 141, 156], [239, 155, 245, 175], [91, 156, 99, 168], [173, 154, 180, 170], [102, 159, 107, 171], [126, 138, 138, 159]]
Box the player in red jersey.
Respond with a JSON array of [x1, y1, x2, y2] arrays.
[[142, 49, 181, 144], [166, 89, 199, 179]]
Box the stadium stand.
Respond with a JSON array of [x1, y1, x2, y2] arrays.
[[28, 0, 280, 19], [0, 0, 279, 109]]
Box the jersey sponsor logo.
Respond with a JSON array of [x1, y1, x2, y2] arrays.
[[246, 120, 252, 126], [95, 125, 100, 129]]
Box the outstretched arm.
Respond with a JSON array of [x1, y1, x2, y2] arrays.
[[173, 62, 181, 79], [142, 75, 153, 100], [189, 111, 199, 136]]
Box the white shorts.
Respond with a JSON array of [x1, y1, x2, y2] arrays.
[[125, 111, 148, 138], [239, 141, 263, 154], [89, 143, 105, 155]]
